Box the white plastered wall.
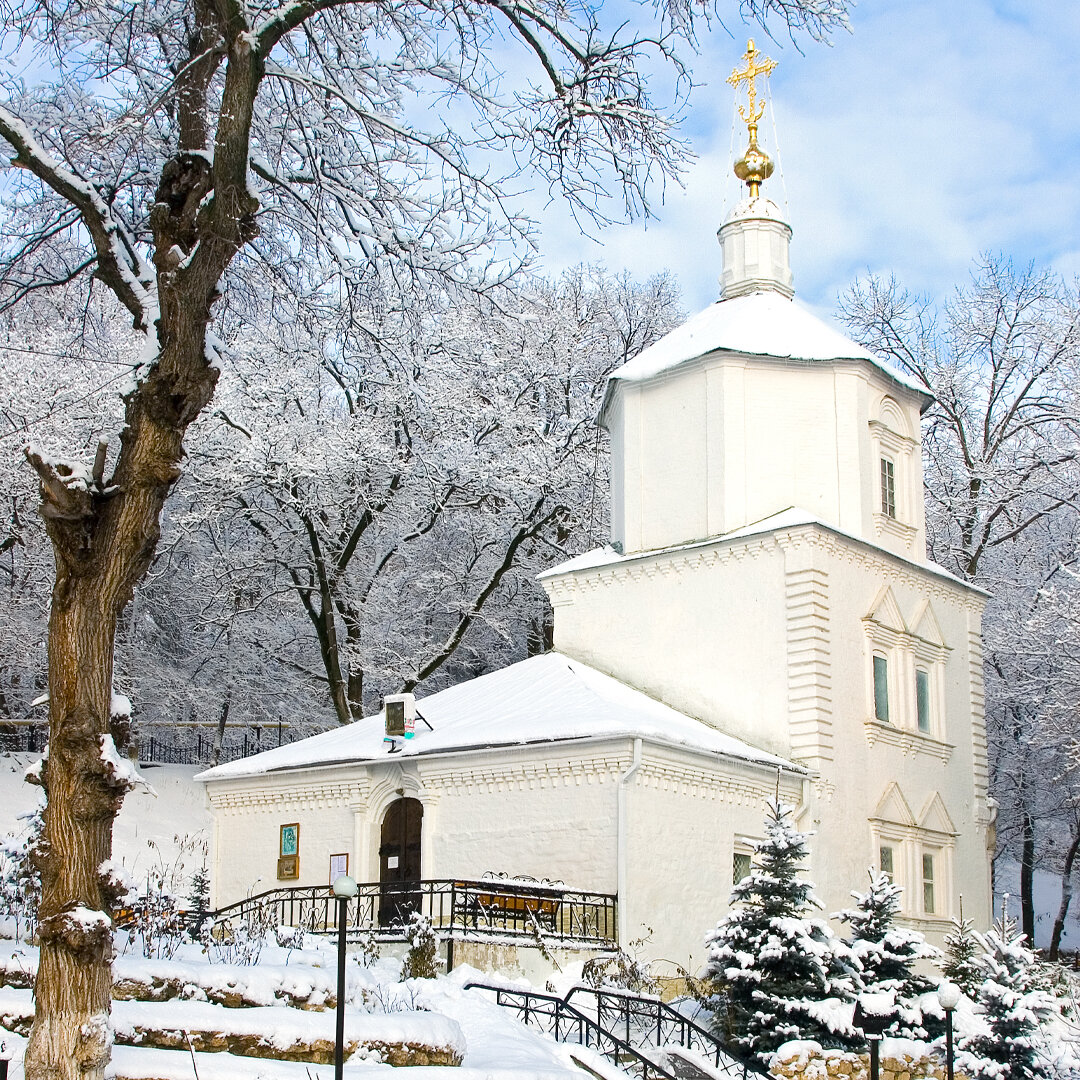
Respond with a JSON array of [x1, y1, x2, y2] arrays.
[[608, 354, 927, 559]]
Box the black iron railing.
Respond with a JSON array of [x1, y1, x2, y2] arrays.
[[563, 986, 762, 1079], [203, 878, 617, 949], [465, 983, 678, 1080]]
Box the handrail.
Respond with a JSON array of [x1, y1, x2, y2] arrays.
[[464, 982, 678, 1080], [199, 878, 618, 949], [563, 985, 761, 1078]]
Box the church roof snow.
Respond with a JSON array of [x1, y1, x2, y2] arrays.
[[196, 653, 798, 783], [603, 291, 930, 413]]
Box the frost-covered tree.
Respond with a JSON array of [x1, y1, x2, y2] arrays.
[[705, 800, 857, 1059], [958, 919, 1055, 1080], [839, 871, 940, 1038], [0, 0, 853, 1070]]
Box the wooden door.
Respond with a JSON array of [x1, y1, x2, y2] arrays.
[[378, 798, 423, 925]]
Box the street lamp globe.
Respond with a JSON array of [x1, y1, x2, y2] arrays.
[[937, 982, 961, 1012], [333, 874, 358, 899]]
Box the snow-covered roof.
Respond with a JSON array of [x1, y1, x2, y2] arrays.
[[538, 507, 989, 598], [196, 652, 799, 783], [601, 291, 931, 417]]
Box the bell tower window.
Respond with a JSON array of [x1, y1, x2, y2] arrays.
[[880, 457, 896, 518]]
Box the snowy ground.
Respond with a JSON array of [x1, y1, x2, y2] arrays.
[[0, 936, 606, 1078], [0, 754, 212, 885]]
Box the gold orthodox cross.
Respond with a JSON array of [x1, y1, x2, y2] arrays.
[[727, 39, 777, 128]]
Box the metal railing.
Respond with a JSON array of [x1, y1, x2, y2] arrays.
[[203, 878, 617, 950], [563, 986, 762, 1079], [465, 983, 678, 1080]]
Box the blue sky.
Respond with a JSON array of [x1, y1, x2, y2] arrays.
[[532, 1, 1080, 317]]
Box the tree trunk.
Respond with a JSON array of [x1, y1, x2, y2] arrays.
[[1049, 817, 1080, 961], [26, 581, 123, 1079], [212, 694, 230, 768], [1020, 806, 1035, 945]]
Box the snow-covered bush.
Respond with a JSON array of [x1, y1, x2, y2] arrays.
[[838, 870, 941, 1038], [958, 918, 1056, 1080], [356, 929, 380, 968], [582, 929, 660, 995], [401, 913, 440, 980], [704, 800, 859, 1059], [0, 799, 44, 943], [120, 834, 207, 959]]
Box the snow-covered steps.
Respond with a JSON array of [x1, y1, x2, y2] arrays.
[[0, 988, 463, 1065]]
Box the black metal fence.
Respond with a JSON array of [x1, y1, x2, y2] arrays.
[[0, 724, 310, 766], [563, 986, 761, 1079], [205, 878, 617, 951], [464, 984, 678, 1080]]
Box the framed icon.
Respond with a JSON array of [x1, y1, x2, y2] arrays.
[[277, 855, 299, 880], [329, 853, 349, 883], [280, 822, 299, 858]]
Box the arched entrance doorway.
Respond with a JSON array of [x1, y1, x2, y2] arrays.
[[378, 797, 423, 926]]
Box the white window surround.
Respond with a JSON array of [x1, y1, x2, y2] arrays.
[[870, 400, 919, 551], [870, 784, 956, 924], [863, 589, 952, 753]]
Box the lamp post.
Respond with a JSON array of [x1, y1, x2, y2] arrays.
[[937, 981, 961, 1080], [854, 993, 894, 1080], [333, 874, 358, 1080]]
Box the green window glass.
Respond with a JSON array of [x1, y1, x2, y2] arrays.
[[916, 668, 931, 732], [733, 852, 751, 886], [922, 853, 935, 914], [873, 655, 889, 722]]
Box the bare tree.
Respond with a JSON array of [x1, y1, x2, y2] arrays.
[[0, 0, 851, 1073]]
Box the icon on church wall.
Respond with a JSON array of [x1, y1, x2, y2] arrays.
[[280, 822, 299, 857]]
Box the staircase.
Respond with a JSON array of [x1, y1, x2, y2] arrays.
[[465, 983, 766, 1080]]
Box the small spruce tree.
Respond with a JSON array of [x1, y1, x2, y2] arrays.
[[705, 800, 858, 1059], [940, 913, 982, 998], [839, 870, 941, 1038], [958, 917, 1054, 1080]]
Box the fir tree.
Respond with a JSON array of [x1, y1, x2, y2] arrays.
[[839, 871, 942, 1038], [705, 800, 858, 1059], [958, 918, 1054, 1080], [940, 913, 983, 998]]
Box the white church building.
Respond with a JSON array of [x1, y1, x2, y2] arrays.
[[199, 49, 994, 971]]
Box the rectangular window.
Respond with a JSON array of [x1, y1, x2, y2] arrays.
[[733, 852, 752, 886], [880, 457, 896, 518], [916, 669, 931, 733], [873, 655, 890, 722], [922, 853, 935, 914], [879, 845, 894, 881]]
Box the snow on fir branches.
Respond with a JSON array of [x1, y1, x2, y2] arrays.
[[959, 916, 1056, 1080], [704, 799, 859, 1059], [838, 870, 941, 1039]]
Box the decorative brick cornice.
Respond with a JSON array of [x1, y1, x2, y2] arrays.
[[207, 778, 368, 811], [863, 719, 954, 763], [420, 754, 627, 795], [541, 534, 782, 603], [774, 526, 985, 615]]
